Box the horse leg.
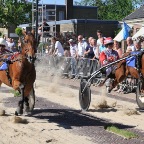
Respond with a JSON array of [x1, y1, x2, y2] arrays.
[[108, 65, 126, 93], [15, 84, 25, 115], [24, 96, 30, 114], [23, 85, 35, 114], [109, 74, 126, 92], [99, 72, 115, 86]]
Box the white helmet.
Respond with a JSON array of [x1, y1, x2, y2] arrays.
[[0, 38, 8, 49]]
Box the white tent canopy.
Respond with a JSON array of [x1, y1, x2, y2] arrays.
[[113, 29, 123, 42], [132, 27, 144, 40], [113, 23, 132, 42]]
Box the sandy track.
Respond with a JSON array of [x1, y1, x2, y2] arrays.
[[0, 74, 144, 144]]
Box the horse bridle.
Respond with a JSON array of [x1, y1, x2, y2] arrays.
[[21, 36, 36, 63]]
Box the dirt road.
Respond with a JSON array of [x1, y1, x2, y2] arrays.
[[0, 74, 144, 144]]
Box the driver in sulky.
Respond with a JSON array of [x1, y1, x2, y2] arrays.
[[99, 37, 119, 76], [99, 37, 119, 92]]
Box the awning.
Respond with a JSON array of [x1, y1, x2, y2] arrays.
[[113, 29, 123, 42], [132, 27, 144, 40]]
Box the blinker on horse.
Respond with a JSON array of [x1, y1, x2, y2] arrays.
[[21, 30, 37, 63], [0, 29, 37, 115]]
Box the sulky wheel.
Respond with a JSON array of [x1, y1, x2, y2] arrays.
[[79, 79, 91, 111], [136, 80, 144, 110]]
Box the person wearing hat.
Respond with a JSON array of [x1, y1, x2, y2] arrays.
[[99, 37, 119, 67], [99, 37, 119, 92], [0, 38, 12, 70], [0, 38, 11, 55]]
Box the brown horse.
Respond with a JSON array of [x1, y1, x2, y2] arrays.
[[99, 51, 144, 90], [0, 29, 37, 115], [108, 51, 144, 90]]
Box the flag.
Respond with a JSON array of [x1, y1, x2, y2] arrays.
[[122, 22, 131, 40]]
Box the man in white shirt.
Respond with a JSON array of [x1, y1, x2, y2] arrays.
[[51, 37, 64, 69], [51, 37, 64, 57], [77, 35, 88, 77], [77, 35, 88, 57]]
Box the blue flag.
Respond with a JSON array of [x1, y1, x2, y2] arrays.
[[122, 22, 131, 40]]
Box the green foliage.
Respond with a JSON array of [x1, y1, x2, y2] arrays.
[[0, 0, 32, 28], [105, 125, 138, 139], [10, 90, 21, 97], [75, 0, 144, 20], [15, 27, 23, 36]]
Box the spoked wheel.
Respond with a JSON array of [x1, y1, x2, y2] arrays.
[[136, 80, 144, 110], [79, 79, 91, 111]]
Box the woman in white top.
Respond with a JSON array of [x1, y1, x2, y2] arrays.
[[126, 37, 135, 52]]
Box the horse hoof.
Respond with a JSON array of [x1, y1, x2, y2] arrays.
[[106, 87, 111, 93], [15, 111, 18, 116], [16, 107, 23, 115]]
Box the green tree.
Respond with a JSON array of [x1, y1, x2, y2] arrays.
[[74, 0, 144, 20], [0, 0, 32, 28]]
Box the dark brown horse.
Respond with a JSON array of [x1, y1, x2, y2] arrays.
[[99, 51, 144, 90], [0, 30, 37, 115]]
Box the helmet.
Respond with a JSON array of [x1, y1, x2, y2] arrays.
[[0, 38, 8, 49], [104, 37, 114, 45]]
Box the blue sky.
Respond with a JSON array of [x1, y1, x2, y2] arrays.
[[38, 0, 80, 5]]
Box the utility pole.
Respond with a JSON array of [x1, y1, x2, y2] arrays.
[[35, 0, 38, 45]]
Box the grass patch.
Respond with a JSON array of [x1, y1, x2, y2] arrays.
[[105, 125, 138, 139], [10, 90, 21, 97]]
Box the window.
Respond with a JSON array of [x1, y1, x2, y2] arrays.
[[59, 11, 64, 20]]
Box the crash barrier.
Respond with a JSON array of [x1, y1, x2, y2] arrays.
[[35, 53, 100, 78], [35, 53, 136, 94]]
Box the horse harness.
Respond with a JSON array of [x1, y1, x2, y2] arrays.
[[1, 52, 22, 85]]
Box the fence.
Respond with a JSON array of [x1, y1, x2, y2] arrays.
[[35, 53, 137, 93], [35, 53, 100, 79]]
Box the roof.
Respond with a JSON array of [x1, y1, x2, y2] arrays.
[[46, 19, 118, 26], [38, 4, 97, 9], [123, 5, 144, 20]]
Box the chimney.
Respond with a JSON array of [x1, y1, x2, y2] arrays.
[[65, 0, 73, 20]]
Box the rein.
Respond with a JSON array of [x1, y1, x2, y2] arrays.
[[0, 54, 36, 63]]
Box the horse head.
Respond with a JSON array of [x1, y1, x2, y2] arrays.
[[21, 29, 37, 63]]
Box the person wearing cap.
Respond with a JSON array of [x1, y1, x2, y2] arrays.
[[99, 37, 119, 75], [68, 39, 77, 78], [0, 38, 12, 70], [0, 38, 11, 55]]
